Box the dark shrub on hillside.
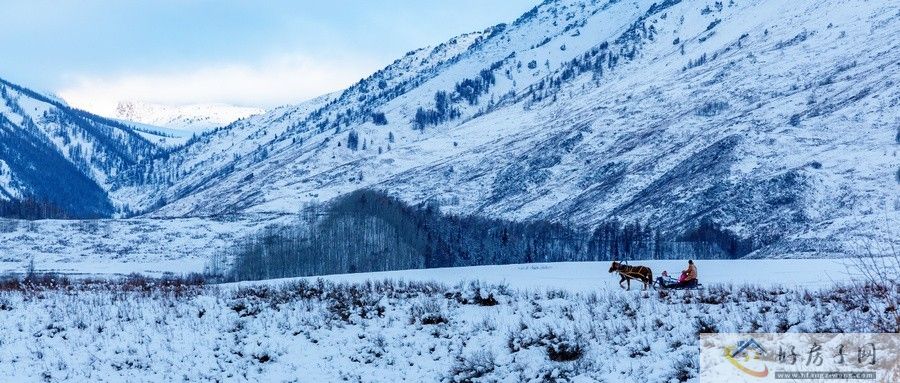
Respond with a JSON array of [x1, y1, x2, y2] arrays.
[[371, 112, 388, 125]]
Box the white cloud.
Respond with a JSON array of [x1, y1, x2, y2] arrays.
[[58, 53, 380, 115]]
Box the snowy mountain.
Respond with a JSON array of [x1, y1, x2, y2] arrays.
[[111, 100, 263, 133], [2, 0, 898, 258], [4, 2, 900, 379], [127, 0, 899, 256], [0, 78, 164, 217]]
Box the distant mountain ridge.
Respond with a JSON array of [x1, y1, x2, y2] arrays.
[[111, 100, 263, 132]]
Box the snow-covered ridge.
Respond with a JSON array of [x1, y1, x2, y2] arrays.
[[112, 100, 264, 132], [126, 0, 899, 257]]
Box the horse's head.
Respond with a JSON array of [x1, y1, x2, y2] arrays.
[[608, 261, 620, 273]]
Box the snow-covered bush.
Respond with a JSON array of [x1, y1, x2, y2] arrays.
[[508, 323, 586, 362], [446, 350, 495, 382], [668, 348, 698, 382], [0, 296, 12, 311], [694, 315, 719, 334], [544, 329, 585, 362], [320, 283, 388, 323], [446, 280, 506, 306], [409, 297, 450, 325]]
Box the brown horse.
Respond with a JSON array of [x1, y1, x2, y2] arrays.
[[608, 261, 653, 290]]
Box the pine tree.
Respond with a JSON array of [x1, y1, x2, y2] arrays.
[[347, 130, 359, 151], [372, 112, 388, 125]]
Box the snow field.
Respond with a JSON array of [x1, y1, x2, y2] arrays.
[[292, 259, 861, 293], [0, 273, 891, 382]]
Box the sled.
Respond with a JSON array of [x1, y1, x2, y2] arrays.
[[653, 278, 702, 290]]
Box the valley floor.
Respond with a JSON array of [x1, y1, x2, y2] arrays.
[[285, 259, 861, 292], [0, 254, 861, 289], [0, 260, 893, 382]]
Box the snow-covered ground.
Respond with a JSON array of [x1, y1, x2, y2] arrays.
[[0, 249, 860, 291], [0, 258, 207, 276], [0, 215, 292, 276], [0, 262, 892, 382], [291, 259, 860, 292]]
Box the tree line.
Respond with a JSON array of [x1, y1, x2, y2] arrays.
[[223, 189, 753, 281], [0, 198, 70, 220]]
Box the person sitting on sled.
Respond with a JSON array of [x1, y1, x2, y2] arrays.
[[655, 270, 677, 287], [658, 261, 699, 288], [673, 260, 698, 288]]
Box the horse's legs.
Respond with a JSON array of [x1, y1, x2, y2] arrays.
[[626, 278, 631, 291], [619, 275, 627, 289]]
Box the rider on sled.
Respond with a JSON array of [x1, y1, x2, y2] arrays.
[[656, 260, 699, 289]]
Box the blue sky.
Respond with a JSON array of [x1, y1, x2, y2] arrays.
[[0, 0, 535, 113]]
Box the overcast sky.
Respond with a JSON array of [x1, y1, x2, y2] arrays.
[[0, 0, 535, 114]]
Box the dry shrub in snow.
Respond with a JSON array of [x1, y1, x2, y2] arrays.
[[445, 280, 505, 306], [851, 243, 900, 332], [409, 297, 450, 325], [507, 323, 586, 362], [447, 350, 495, 383]]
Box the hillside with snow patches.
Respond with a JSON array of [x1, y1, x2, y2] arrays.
[[0, 0, 898, 264]]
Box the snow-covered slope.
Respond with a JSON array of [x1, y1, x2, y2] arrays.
[[111, 100, 263, 132], [2, 0, 897, 257], [117, 119, 196, 148], [113, 92, 340, 210], [0, 78, 164, 216], [129, 0, 899, 257]]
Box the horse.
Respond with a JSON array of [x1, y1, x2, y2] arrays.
[[608, 261, 653, 291]]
